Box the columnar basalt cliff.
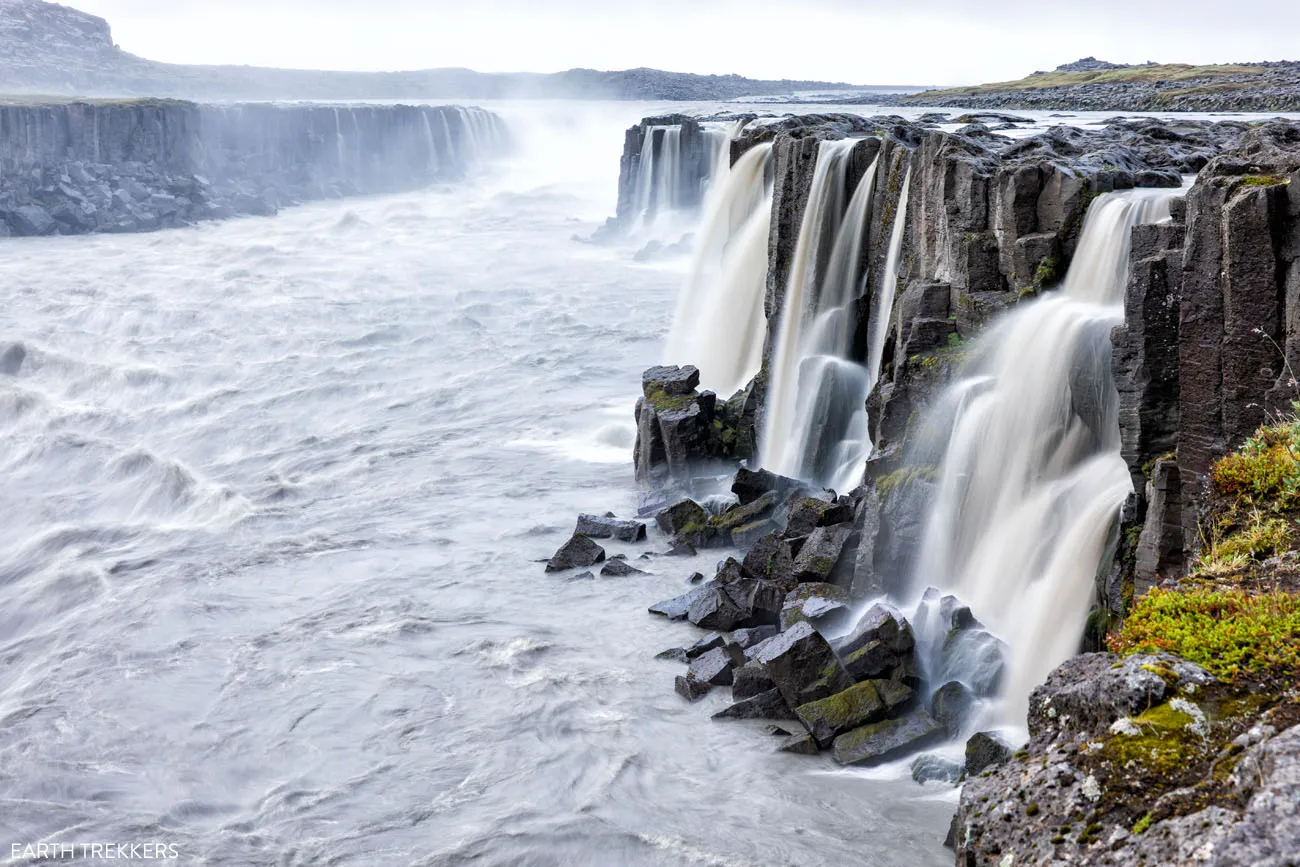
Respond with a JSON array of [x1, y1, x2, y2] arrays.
[[607, 112, 1300, 867], [0, 100, 507, 236]]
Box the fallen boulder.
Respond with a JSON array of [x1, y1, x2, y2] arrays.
[[831, 708, 945, 766], [546, 534, 606, 572], [756, 620, 855, 708]]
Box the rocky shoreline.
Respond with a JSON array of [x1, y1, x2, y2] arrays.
[[547, 112, 1300, 864], [0, 100, 507, 237]]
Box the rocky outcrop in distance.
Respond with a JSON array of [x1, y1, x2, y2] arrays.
[[896, 61, 1300, 113], [0, 100, 507, 237]]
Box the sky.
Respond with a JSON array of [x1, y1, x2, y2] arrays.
[[70, 0, 1300, 86]]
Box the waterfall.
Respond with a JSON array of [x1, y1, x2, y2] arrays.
[[334, 108, 346, 175], [760, 138, 887, 491], [421, 112, 441, 174], [908, 188, 1180, 721], [663, 142, 774, 397], [865, 167, 912, 391], [627, 122, 734, 236]]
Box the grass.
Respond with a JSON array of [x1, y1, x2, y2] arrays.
[[1193, 416, 1300, 574], [1108, 588, 1300, 682], [909, 64, 1264, 101]]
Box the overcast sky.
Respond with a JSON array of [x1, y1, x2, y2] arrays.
[[71, 0, 1300, 85]]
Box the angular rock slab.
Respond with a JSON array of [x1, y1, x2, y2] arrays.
[[577, 513, 647, 542], [546, 534, 606, 572], [831, 709, 945, 766], [755, 620, 855, 708], [711, 687, 790, 721], [795, 681, 887, 747]]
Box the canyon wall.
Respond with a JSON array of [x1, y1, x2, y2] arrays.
[[0, 100, 507, 236]]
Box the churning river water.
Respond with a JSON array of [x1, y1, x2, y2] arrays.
[[0, 102, 959, 867]]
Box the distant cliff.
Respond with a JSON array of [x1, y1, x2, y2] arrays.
[[0, 0, 891, 101], [0, 100, 507, 237]]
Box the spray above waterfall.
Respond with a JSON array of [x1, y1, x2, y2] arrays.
[[908, 188, 1180, 721]]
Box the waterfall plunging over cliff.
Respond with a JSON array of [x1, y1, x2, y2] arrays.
[[664, 142, 774, 396], [910, 188, 1180, 720], [624, 121, 735, 235], [761, 138, 890, 492]]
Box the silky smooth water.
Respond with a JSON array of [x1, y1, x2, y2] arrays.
[[0, 104, 953, 867]]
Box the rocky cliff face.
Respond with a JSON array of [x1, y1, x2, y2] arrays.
[[0, 100, 507, 236], [1112, 126, 1300, 591]]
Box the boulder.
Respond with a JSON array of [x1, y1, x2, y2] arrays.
[[545, 534, 606, 572], [648, 583, 713, 620], [731, 518, 780, 550], [779, 583, 853, 632], [716, 490, 778, 534], [720, 578, 786, 628], [786, 496, 855, 536], [755, 620, 855, 708], [655, 647, 689, 663], [732, 466, 808, 506], [675, 675, 711, 702], [838, 640, 899, 681], [728, 625, 779, 652], [684, 632, 726, 658], [686, 584, 747, 631], [642, 364, 700, 396], [655, 498, 711, 537], [732, 661, 776, 699], [795, 681, 888, 747], [779, 732, 821, 755], [687, 646, 742, 687], [711, 687, 791, 721], [964, 730, 1013, 778], [740, 532, 795, 584], [831, 709, 945, 766], [576, 513, 647, 542], [600, 558, 644, 576], [7, 204, 57, 236], [835, 602, 916, 657], [930, 681, 976, 737], [791, 524, 854, 584], [1027, 651, 1213, 739]]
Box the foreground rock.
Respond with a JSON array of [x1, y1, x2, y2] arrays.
[[545, 534, 606, 572]]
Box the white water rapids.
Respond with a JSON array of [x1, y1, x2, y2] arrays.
[[0, 102, 952, 867]]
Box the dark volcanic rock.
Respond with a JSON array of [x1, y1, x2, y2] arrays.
[[648, 583, 713, 620], [964, 730, 1013, 777], [835, 602, 916, 657], [732, 466, 810, 506], [795, 681, 888, 747], [687, 646, 741, 687], [831, 708, 945, 766], [741, 532, 796, 584], [674, 675, 711, 702], [655, 498, 710, 536], [686, 584, 747, 631], [642, 365, 701, 396], [930, 681, 976, 737], [779, 583, 853, 632], [732, 661, 777, 699], [779, 732, 821, 755], [755, 620, 855, 708], [790, 524, 854, 584], [545, 534, 606, 572], [711, 687, 790, 721], [576, 513, 647, 542], [600, 558, 644, 576]]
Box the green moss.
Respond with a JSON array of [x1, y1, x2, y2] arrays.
[[1109, 588, 1300, 682], [643, 387, 695, 413], [1034, 255, 1061, 288], [1238, 174, 1287, 187], [876, 464, 937, 498], [1132, 813, 1153, 835]]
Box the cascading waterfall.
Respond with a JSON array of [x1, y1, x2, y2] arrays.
[[663, 142, 774, 396], [627, 122, 735, 235], [908, 188, 1180, 721], [865, 167, 912, 390], [761, 138, 891, 491]]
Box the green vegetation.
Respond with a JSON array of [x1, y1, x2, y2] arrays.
[[1193, 415, 1300, 573], [909, 64, 1263, 102], [1034, 255, 1061, 289], [1108, 588, 1300, 682], [1238, 174, 1289, 187], [1132, 813, 1153, 835], [876, 464, 937, 498]]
